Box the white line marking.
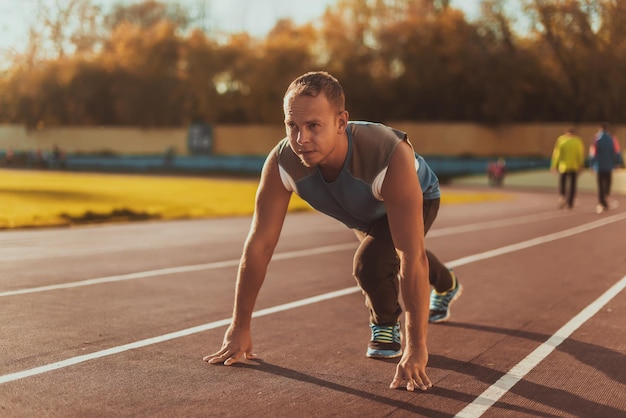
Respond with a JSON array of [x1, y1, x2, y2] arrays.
[[0, 211, 609, 298], [455, 275, 626, 418], [0, 243, 356, 298], [0, 287, 360, 385], [0, 263, 237, 297], [1, 212, 625, 386], [428, 211, 572, 238], [446, 212, 626, 268]]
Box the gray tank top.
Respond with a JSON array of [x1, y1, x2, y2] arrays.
[[276, 121, 440, 231]]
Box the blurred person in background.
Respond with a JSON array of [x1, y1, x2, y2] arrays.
[[4, 148, 14, 166], [487, 157, 506, 187], [589, 122, 624, 214], [204, 71, 463, 392], [550, 127, 585, 209]]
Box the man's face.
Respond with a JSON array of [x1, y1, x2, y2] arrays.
[[284, 93, 346, 168]]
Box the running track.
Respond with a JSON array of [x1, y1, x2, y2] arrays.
[[1, 185, 625, 417]]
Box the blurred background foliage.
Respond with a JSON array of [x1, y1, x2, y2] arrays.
[[1, 0, 625, 128]]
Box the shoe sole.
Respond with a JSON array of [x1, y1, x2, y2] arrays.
[[430, 284, 463, 324], [366, 350, 403, 359]]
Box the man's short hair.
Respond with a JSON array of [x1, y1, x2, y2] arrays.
[[284, 71, 345, 113]]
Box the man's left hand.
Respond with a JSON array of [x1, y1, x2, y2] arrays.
[[389, 347, 432, 391]]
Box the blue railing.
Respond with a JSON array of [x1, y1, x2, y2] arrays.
[[0, 151, 549, 178]]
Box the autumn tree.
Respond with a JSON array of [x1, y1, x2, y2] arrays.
[[523, 0, 621, 121], [2, 0, 626, 127], [317, 0, 404, 120], [244, 19, 320, 123], [179, 29, 221, 123], [104, 0, 190, 31]]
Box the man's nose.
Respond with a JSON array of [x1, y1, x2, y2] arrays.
[[296, 131, 310, 145]]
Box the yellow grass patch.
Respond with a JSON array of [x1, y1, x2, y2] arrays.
[[441, 189, 514, 204], [0, 169, 511, 229]]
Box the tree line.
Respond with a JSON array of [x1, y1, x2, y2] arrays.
[[1, 0, 625, 128]]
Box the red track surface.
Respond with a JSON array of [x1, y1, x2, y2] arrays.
[[1, 185, 625, 417]]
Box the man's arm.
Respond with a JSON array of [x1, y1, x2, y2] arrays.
[[613, 136, 624, 167], [203, 150, 292, 365], [381, 141, 432, 392], [551, 138, 561, 172]]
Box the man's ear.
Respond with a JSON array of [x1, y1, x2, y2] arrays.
[[337, 110, 349, 133]]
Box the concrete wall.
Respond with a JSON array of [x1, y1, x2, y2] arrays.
[[1, 123, 623, 158], [212, 125, 285, 155], [0, 125, 186, 155]]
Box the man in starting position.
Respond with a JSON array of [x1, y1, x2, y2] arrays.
[[204, 71, 461, 391]]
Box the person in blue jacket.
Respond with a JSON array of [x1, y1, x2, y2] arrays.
[[589, 122, 623, 213]]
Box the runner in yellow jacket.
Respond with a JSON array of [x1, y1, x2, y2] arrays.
[[550, 128, 585, 209]]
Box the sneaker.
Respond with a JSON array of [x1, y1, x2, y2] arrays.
[[596, 204, 605, 214], [558, 196, 567, 209], [366, 322, 402, 359], [429, 273, 463, 323], [609, 199, 619, 209]]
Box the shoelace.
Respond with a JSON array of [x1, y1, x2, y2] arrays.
[[430, 291, 452, 310], [371, 325, 400, 343]]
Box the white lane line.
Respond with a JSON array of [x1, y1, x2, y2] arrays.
[[455, 275, 626, 418], [0, 287, 360, 385], [447, 212, 626, 268], [0, 210, 594, 298], [0, 243, 356, 298], [428, 210, 572, 238], [1, 212, 625, 385]]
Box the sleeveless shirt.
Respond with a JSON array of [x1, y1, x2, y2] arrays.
[[276, 121, 440, 232]]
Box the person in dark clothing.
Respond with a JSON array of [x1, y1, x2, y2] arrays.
[[589, 123, 623, 213]]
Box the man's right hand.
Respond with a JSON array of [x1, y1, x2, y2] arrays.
[[203, 325, 256, 366]]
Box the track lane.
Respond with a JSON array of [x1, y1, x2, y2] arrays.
[[1, 187, 625, 417]]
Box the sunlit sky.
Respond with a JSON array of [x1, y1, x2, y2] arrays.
[[0, 0, 481, 54]]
